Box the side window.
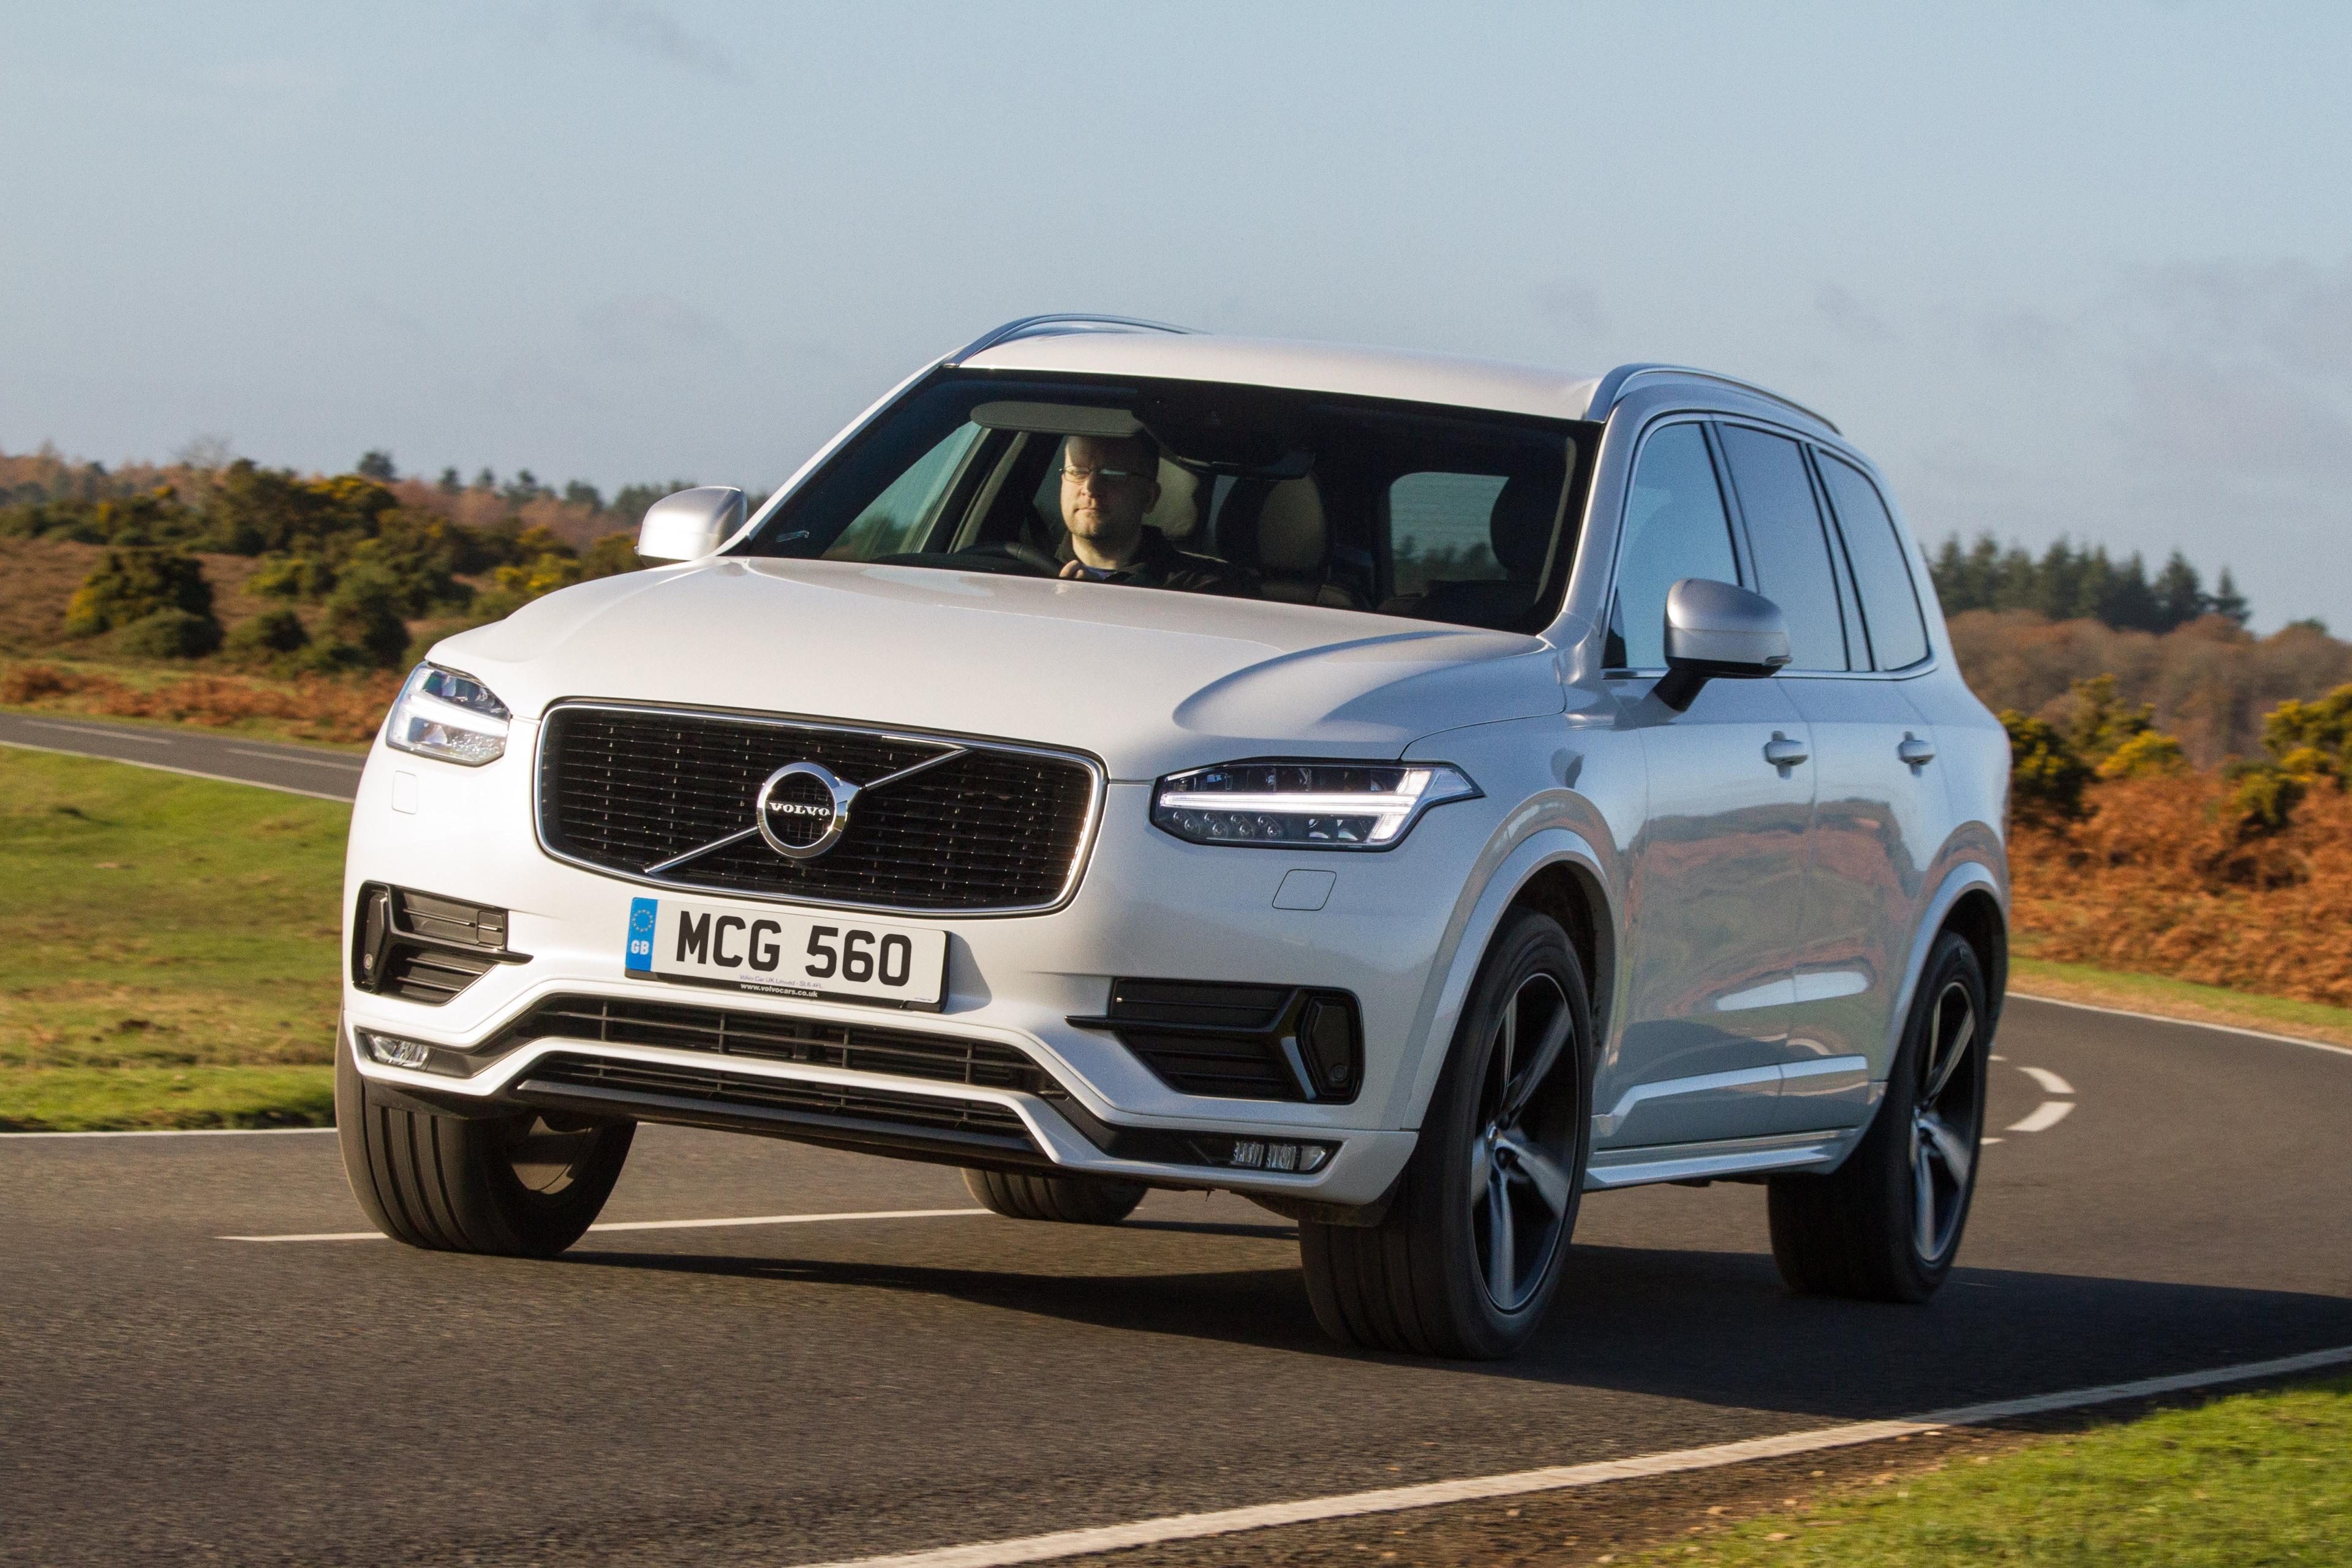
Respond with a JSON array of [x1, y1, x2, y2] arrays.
[[1608, 423, 1739, 669], [1390, 472, 1507, 597], [824, 423, 983, 559], [1717, 426, 1849, 671], [1816, 454, 1931, 669]]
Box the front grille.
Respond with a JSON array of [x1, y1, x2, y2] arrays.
[[513, 1054, 1039, 1156], [537, 705, 1099, 914], [494, 994, 1057, 1095]]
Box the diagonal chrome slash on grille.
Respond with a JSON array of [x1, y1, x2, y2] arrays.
[[639, 745, 969, 876]]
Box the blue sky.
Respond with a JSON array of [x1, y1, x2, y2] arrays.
[[6, 2, 2349, 627]]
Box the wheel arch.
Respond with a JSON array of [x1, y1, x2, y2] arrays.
[[1384, 828, 1616, 1133], [1880, 861, 2008, 1087]]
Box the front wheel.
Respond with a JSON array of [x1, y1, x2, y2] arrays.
[[960, 1167, 1145, 1225], [336, 1030, 634, 1257], [1299, 909, 1594, 1359], [1767, 930, 1991, 1301]]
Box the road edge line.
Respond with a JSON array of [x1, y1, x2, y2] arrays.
[[793, 1345, 2352, 1568], [220, 1207, 993, 1242], [0, 736, 355, 804], [1, 1125, 336, 1140], [2010, 990, 2352, 1058]]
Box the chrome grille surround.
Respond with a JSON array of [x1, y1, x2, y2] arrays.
[[533, 700, 1105, 916]]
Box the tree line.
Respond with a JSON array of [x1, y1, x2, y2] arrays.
[[1927, 533, 2266, 636], [1, 448, 696, 671]]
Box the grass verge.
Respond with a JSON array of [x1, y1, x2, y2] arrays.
[[0, 748, 347, 1131], [2011, 953, 2352, 1049], [1636, 1378, 2352, 1567], [0, 1065, 334, 1132]]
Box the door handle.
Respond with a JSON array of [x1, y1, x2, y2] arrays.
[[1898, 733, 1937, 767], [1763, 733, 1809, 768]]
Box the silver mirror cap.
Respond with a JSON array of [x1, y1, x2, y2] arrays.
[[1656, 578, 1792, 711], [1663, 578, 1792, 671], [636, 486, 745, 564]]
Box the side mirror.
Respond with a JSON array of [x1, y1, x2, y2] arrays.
[[636, 486, 745, 564], [1654, 578, 1792, 711]]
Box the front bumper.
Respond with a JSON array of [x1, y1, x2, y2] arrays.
[[339, 723, 1504, 1207]]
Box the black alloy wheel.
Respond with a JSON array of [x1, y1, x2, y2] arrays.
[[1767, 930, 1991, 1302], [1299, 908, 1594, 1359], [1468, 971, 1583, 1313]]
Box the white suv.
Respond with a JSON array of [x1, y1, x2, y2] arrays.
[[338, 315, 2009, 1359]]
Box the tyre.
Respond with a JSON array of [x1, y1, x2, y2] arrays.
[[335, 1028, 635, 1257], [960, 1167, 1147, 1224], [1768, 930, 1990, 1302], [1299, 908, 1594, 1359]]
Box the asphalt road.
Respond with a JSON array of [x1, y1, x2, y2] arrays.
[[0, 710, 365, 799], [5, 998, 2349, 1566]]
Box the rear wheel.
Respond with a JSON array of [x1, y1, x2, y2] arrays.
[[336, 1030, 634, 1257], [1768, 930, 1989, 1301], [960, 1167, 1146, 1225], [1299, 909, 1593, 1359]]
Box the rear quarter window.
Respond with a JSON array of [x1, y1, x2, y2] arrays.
[[1816, 454, 1931, 669]]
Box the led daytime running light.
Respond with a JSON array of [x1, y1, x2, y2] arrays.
[[386, 664, 513, 767], [1152, 761, 1479, 850]]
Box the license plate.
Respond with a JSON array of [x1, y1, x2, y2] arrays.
[[624, 895, 947, 1009]]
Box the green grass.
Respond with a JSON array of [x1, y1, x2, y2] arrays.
[[2011, 954, 2352, 1048], [1642, 1379, 2352, 1567], [0, 748, 348, 1131]]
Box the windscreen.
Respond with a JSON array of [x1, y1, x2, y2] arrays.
[[735, 373, 1586, 631]]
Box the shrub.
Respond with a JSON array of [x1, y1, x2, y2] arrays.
[[320, 564, 411, 667], [1, 663, 82, 702], [2098, 729, 2186, 779], [63, 546, 214, 635], [2000, 709, 2092, 826], [2263, 683, 2352, 786], [224, 608, 310, 658], [117, 607, 224, 659], [2223, 761, 2305, 835]]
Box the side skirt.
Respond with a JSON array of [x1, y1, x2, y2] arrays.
[[1585, 1126, 1866, 1190]]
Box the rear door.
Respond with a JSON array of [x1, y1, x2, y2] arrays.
[[1718, 426, 1936, 1131], [1601, 420, 1815, 1150]]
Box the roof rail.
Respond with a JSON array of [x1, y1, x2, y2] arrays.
[[947, 314, 1196, 365], [1588, 363, 1839, 435]]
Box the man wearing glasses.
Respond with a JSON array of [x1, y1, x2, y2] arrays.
[[1057, 432, 1255, 595]]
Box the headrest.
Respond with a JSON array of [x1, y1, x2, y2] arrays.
[[1215, 477, 1327, 575], [1488, 472, 1558, 579]]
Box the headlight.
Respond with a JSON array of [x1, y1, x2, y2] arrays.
[[1152, 760, 1480, 849], [385, 664, 512, 766]]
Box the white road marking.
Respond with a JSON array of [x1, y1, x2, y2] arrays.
[[2008, 1101, 2076, 1134], [221, 1206, 987, 1242], [23, 718, 176, 744], [2020, 1066, 2075, 1097], [228, 747, 363, 771], [0, 737, 354, 803], [1980, 1136, 2004, 1145], [2011, 991, 2352, 1060], [799, 1345, 2352, 1568], [1, 1125, 336, 1140]]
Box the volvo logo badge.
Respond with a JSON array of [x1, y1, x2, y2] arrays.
[[754, 762, 858, 860]]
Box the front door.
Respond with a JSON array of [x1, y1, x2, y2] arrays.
[[1596, 419, 1817, 1150]]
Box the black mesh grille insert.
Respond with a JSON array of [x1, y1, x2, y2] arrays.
[[514, 1054, 1037, 1153], [494, 994, 1057, 1095], [537, 706, 1098, 913]]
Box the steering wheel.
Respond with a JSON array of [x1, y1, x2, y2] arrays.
[[964, 540, 1061, 576]]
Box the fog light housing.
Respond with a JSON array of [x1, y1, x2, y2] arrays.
[[358, 1030, 432, 1070], [1216, 1137, 1332, 1174]]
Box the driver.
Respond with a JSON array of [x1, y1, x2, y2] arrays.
[[1058, 433, 1254, 595]]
